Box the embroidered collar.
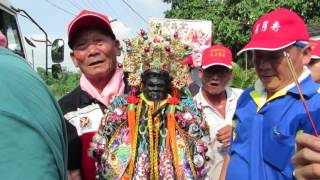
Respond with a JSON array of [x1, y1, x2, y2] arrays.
[[250, 66, 317, 109], [140, 93, 171, 107]]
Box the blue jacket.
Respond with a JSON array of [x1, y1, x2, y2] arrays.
[[227, 75, 320, 180]]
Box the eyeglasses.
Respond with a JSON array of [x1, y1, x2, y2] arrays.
[[202, 66, 231, 75], [310, 58, 320, 64]]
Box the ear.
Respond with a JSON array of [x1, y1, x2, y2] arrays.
[[115, 40, 121, 56], [70, 52, 79, 67], [301, 45, 312, 65], [228, 69, 233, 80], [198, 68, 203, 79]]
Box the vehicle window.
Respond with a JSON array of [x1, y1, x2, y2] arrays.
[[1, 10, 24, 56]]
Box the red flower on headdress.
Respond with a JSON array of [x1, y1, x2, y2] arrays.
[[168, 97, 180, 105], [126, 95, 139, 104]]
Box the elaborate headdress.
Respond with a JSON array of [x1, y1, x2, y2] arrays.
[[123, 23, 192, 90]]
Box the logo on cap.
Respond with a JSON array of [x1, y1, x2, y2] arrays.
[[202, 45, 233, 69], [209, 48, 227, 58], [238, 8, 309, 55], [254, 21, 281, 34]]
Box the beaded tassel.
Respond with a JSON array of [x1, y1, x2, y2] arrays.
[[148, 106, 155, 179], [127, 100, 142, 178], [167, 105, 181, 178], [153, 116, 160, 180]]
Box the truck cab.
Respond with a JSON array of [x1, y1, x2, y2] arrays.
[[0, 0, 64, 78], [0, 0, 26, 58]]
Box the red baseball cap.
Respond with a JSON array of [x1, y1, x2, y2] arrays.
[[238, 8, 309, 55], [201, 45, 233, 69], [310, 40, 320, 59], [68, 10, 116, 48], [182, 55, 195, 69]]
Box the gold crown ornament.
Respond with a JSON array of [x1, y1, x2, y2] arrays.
[[123, 24, 192, 89]]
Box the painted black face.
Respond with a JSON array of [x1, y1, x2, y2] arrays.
[[142, 69, 171, 101]]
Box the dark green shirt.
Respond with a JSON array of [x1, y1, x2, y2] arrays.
[[0, 48, 67, 180]]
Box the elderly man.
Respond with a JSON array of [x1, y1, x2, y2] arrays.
[[220, 8, 320, 180], [194, 45, 242, 179], [59, 10, 128, 180]]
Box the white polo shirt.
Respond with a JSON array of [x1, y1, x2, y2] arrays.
[[194, 87, 243, 180]]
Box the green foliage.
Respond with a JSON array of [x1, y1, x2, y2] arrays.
[[37, 67, 80, 100], [163, 0, 320, 60], [163, 0, 320, 89], [231, 63, 257, 89]]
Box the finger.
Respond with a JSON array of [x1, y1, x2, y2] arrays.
[[217, 128, 232, 139], [292, 147, 320, 166], [294, 164, 320, 179], [217, 131, 230, 138], [222, 137, 231, 143], [218, 126, 228, 134], [223, 142, 230, 148], [217, 136, 229, 143], [217, 133, 231, 142], [296, 133, 320, 152], [218, 125, 232, 135]]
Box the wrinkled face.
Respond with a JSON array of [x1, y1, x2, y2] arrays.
[[143, 76, 168, 101], [70, 27, 119, 80], [200, 65, 232, 95], [308, 59, 320, 83], [253, 45, 310, 95]]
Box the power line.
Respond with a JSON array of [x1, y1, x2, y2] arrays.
[[120, 0, 148, 24], [88, 0, 102, 12], [103, 0, 120, 19], [70, 0, 85, 11], [44, 0, 76, 16], [66, 0, 82, 11], [81, 0, 98, 11]]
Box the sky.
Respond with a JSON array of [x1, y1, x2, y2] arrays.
[[10, 0, 171, 71]]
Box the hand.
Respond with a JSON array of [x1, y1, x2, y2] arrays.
[[88, 134, 105, 158], [219, 154, 230, 180], [216, 125, 232, 147], [68, 169, 82, 180], [292, 133, 320, 179]]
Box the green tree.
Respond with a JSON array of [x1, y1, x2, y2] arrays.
[[37, 67, 80, 99], [163, 0, 320, 58], [163, 0, 320, 89], [231, 64, 256, 89]]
